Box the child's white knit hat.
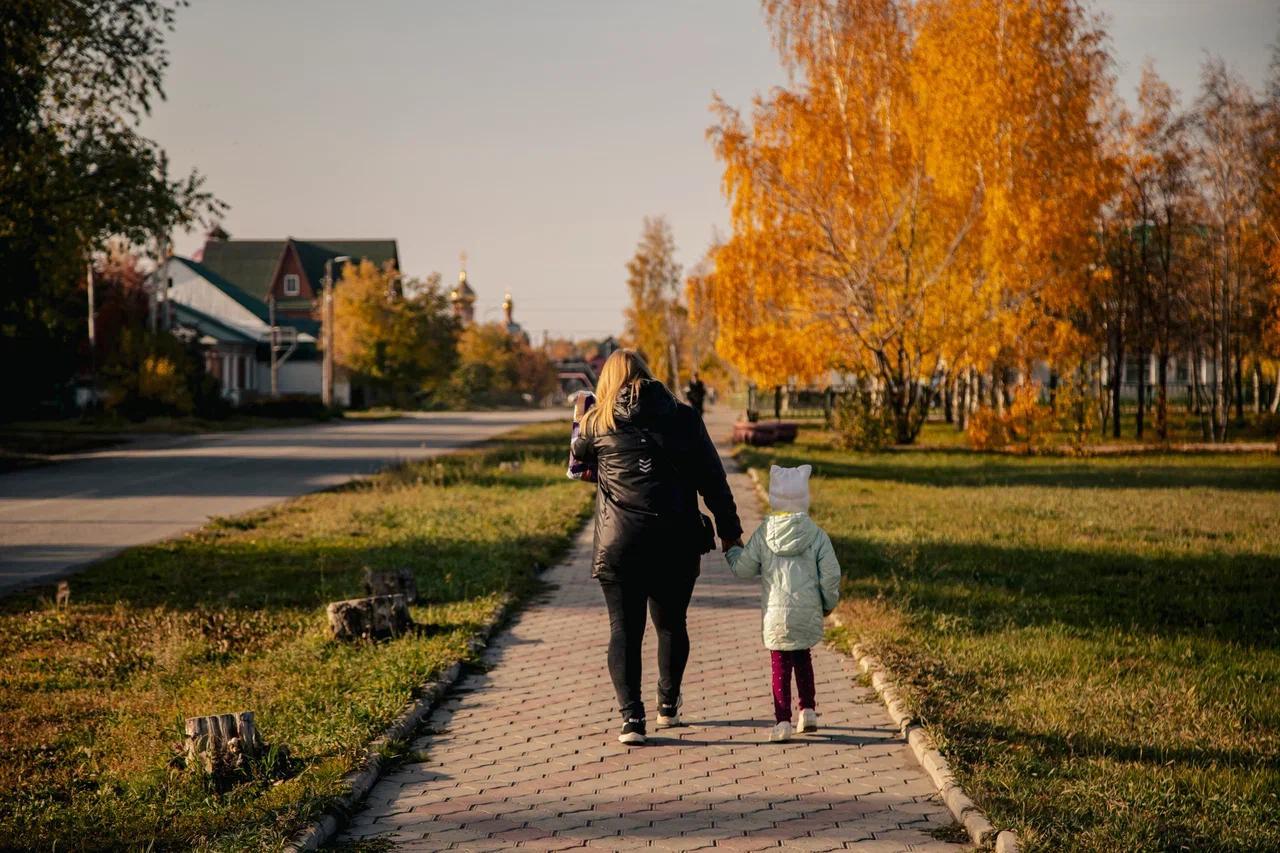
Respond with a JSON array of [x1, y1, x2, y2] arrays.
[[768, 464, 811, 512]]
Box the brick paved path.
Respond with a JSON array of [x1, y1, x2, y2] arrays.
[[338, 445, 965, 851]]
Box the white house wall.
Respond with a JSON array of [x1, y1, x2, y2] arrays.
[[256, 360, 320, 396]]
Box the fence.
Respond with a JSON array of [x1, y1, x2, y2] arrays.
[[745, 385, 843, 423]]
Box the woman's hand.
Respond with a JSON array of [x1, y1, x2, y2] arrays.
[[721, 536, 744, 553]]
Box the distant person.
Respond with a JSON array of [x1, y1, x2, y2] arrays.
[[685, 372, 707, 416], [726, 464, 841, 742], [572, 350, 742, 745]]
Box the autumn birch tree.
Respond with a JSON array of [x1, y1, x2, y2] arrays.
[[707, 0, 1108, 442]]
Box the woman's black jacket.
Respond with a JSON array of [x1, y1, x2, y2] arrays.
[[570, 379, 742, 581]]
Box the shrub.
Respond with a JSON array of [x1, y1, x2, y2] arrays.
[[1054, 375, 1099, 452], [101, 327, 227, 420], [831, 387, 895, 451], [967, 384, 1053, 452]]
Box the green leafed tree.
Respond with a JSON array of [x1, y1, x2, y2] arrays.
[[0, 0, 222, 417]]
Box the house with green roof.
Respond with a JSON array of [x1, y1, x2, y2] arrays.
[[157, 232, 400, 405]]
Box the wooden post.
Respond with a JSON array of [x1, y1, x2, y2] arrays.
[[327, 594, 413, 641], [184, 711, 260, 775]]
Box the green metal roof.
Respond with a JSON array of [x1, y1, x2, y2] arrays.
[[197, 240, 285, 303], [293, 239, 400, 292], [197, 237, 399, 303]]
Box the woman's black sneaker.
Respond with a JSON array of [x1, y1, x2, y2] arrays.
[[656, 694, 683, 728], [618, 717, 646, 745]]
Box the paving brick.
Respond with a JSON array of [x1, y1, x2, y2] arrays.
[[335, 430, 966, 851]]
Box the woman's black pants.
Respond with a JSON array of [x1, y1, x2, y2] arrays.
[[598, 568, 698, 721]]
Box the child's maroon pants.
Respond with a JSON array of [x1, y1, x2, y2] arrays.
[[770, 649, 816, 722]]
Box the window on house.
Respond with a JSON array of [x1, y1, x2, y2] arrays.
[[283, 273, 300, 296]]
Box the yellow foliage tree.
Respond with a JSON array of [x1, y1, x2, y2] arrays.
[[706, 0, 1109, 442], [332, 260, 458, 402], [622, 216, 685, 388]]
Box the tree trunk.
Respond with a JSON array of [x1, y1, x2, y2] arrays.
[[1135, 349, 1147, 439], [1156, 348, 1169, 441], [944, 373, 955, 424], [1251, 363, 1261, 415], [1233, 346, 1245, 424], [1271, 365, 1280, 414], [1192, 345, 1211, 440], [1111, 339, 1124, 440], [327, 594, 413, 641], [185, 711, 260, 775]]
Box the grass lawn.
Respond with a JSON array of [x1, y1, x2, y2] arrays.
[[0, 420, 591, 851], [740, 431, 1280, 852]]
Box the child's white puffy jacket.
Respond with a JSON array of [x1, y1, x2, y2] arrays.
[[727, 512, 841, 651]]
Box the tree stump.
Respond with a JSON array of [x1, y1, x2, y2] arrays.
[[327, 594, 413, 641], [184, 711, 261, 775], [362, 566, 418, 603]]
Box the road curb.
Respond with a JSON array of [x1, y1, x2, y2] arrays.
[[278, 521, 587, 853], [743, 466, 1019, 852]]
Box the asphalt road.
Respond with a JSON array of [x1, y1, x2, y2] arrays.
[[0, 411, 564, 595]]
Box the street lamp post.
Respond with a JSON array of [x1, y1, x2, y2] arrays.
[[321, 255, 351, 408]]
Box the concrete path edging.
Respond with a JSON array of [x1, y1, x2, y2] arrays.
[[284, 589, 526, 852], [744, 467, 1020, 853]]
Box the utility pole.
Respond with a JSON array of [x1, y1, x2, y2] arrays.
[[86, 260, 97, 387], [321, 255, 350, 408], [269, 295, 278, 397]]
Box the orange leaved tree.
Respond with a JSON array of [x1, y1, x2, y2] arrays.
[[706, 0, 1109, 443]]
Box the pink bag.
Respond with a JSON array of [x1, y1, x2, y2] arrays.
[[567, 392, 596, 482]]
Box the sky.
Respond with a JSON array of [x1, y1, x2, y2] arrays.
[[147, 0, 1278, 341]]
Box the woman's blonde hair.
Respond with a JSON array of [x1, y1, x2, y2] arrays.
[[583, 349, 656, 435]]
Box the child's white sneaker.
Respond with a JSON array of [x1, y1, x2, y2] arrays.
[[797, 708, 817, 733], [769, 721, 793, 742]]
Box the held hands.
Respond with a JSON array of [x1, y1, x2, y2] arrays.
[[721, 536, 744, 553]]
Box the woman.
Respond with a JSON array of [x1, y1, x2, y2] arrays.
[[571, 350, 743, 745]]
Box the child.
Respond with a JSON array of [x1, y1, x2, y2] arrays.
[[727, 464, 841, 742]]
